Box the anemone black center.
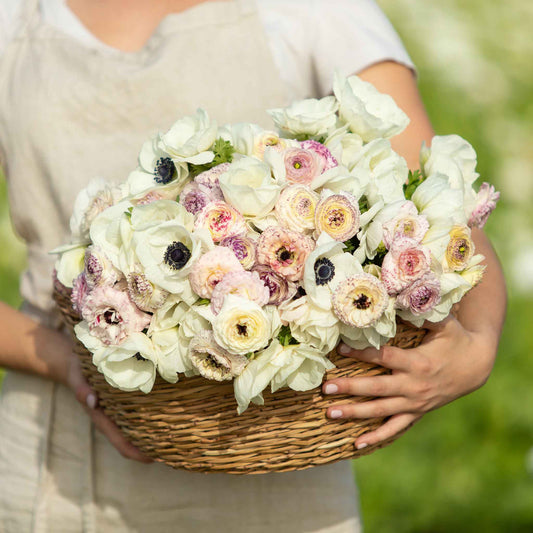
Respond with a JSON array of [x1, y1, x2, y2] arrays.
[[154, 157, 175, 184], [353, 293, 371, 310], [314, 257, 335, 286], [164, 241, 191, 270]]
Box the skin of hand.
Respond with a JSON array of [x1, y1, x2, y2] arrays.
[[322, 62, 507, 449], [0, 302, 152, 463]]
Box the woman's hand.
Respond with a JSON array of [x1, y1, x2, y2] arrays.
[[65, 352, 153, 463], [322, 315, 499, 450]]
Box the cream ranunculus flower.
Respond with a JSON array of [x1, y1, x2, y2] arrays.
[[268, 96, 339, 139], [130, 200, 194, 233], [69, 178, 124, 243], [89, 201, 135, 273], [279, 296, 340, 353], [149, 326, 183, 383], [188, 330, 248, 381], [233, 340, 335, 414], [212, 295, 275, 356], [53, 243, 87, 288], [218, 156, 282, 217], [333, 73, 410, 142], [161, 108, 218, 165]]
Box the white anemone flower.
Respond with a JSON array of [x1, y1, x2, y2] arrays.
[[135, 221, 211, 294]]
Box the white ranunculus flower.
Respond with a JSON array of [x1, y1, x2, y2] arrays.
[[218, 156, 282, 217], [161, 108, 218, 165], [218, 122, 263, 156], [212, 295, 274, 356], [420, 135, 479, 189], [340, 296, 397, 349], [412, 174, 467, 226], [268, 96, 339, 139], [89, 201, 134, 274], [53, 243, 87, 288], [233, 340, 335, 414], [350, 139, 408, 207], [150, 327, 182, 383], [70, 178, 124, 242], [134, 221, 211, 293], [93, 332, 158, 394], [130, 200, 194, 232], [279, 296, 340, 353], [333, 73, 410, 142]]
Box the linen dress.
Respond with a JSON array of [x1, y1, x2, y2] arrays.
[[0, 0, 413, 531]]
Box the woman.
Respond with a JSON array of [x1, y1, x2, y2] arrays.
[[0, 0, 506, 531]]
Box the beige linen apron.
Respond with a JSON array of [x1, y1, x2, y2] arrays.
[[0, 0, 361, 531]]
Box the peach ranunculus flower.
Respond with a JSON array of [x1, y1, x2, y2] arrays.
[[256, 226, 315, 282]]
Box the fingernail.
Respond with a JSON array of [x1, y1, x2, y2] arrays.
[[356, 443, 368, 450], [86, 393, 97, 410], [329, 409, 343, 419], [324, 384, 338, 394], [338, 344, 351, 355]]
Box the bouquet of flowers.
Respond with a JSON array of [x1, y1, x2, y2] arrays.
[[53, 73, 499, 422]]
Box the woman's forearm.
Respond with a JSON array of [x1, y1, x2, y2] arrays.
[[0, 301, 71, 384]]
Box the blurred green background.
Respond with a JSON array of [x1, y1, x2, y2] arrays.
[[0, 0, 532, 530]]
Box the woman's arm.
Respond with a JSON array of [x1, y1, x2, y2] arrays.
[[323, 61, 507, 449], [0, 301, 152, 462]]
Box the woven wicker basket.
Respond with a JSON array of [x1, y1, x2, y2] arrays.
[[53, 279, 426, 474]]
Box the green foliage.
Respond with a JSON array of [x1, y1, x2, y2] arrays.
[[189, 138, 235, 176], [277, 325, 299, 347], [403, 169, 425, 200], [343, 235, 361, 254], [196, 298, 210, 306]]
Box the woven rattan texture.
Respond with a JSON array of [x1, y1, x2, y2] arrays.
[[54, 279, 426, 474]]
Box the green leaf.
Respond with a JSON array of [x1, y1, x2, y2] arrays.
[[403, 169, 425, 200], [196, 298, 210, 306], [344, 235, 361, 254], [189, 138, 235, 176], [277, 325, 299, 347]]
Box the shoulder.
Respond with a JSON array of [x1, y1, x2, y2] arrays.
[[0, 0, 26, 56], [256, 0, 415, 97]]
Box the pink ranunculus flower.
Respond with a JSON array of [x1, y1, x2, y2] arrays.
[[300, 140, 338, 172], [71, 272, 89, 316], [468, 182, 500, 229], [81, 285, 151, 345], [210, 270, 270, 314], [194, 163, 228, 200], [382, 201, 429, 249], [179, 182, 213, 215], [251, 264, 298, 305], [396, 273, 441, 315], [381, 237, 431, 295], [84, 246, 121, 289], [219, 235, 257, 270], [189, 247, 244, 299], [256, 226, 315, 282], [194, 201, 247, 243], [283, 147, 324, 185]]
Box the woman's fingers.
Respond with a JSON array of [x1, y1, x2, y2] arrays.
[[337, 343, 413, 371], [85, 406, 154, 463], [354, 413, 421, 450], [323, 375, 406, 398], [326, 397, 408, 420]]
